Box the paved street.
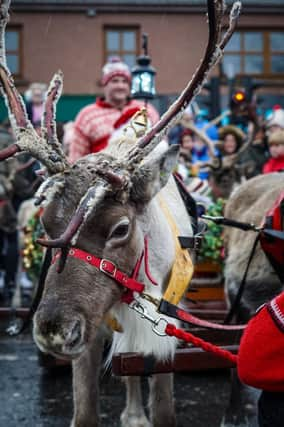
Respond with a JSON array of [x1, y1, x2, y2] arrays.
[[0, 319, 242, 427]]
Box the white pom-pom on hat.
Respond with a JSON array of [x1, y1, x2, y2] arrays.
[[101, 56, 131, 86]]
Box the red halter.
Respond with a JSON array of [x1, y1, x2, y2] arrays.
[[51, 237, 157, 303]]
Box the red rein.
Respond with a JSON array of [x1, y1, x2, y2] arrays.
[[52, 243, 240, 366], [165, 323, 238, 365]]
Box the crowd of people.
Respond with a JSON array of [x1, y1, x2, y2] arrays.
[[172, 102, 284, 188], [1, 57, 284, 304], [0, 56, 283, 425]]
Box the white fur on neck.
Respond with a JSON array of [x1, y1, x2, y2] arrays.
[[108, 176, 193, 362], [105, 119, 193, 362]]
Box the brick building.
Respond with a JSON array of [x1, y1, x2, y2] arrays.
[[1, 0, 284, 120]]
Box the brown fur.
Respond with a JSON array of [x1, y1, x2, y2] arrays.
[[224, 172, 283, 316], [33, 148, 179, 427]]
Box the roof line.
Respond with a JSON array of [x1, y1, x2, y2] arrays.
[[10, 4, 284, 14]]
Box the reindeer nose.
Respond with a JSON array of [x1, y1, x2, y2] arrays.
[[35, 306, 62, 337], [33, 305, 85, 356]]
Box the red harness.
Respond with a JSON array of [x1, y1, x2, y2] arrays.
[[51, 237, 243, 366], [52, 237, 157, 304], [51, 239, 245, 332]]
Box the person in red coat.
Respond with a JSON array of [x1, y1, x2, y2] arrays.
[[238, 291, 284, 426], [262, 130, 284, 174], [68, 57, 159, 163]]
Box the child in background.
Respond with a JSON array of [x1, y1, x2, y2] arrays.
[[217, 125, 245, 156], [177, 129, 194, 183], [191, 135, 211, 180], [263, 130, 284, 173]]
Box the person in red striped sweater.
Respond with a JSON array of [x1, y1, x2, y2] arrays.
[[68, 57, 159, 163], [238, 291, 284, 427]]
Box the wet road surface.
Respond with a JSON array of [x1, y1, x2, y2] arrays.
[[0, 320, 238, 427]]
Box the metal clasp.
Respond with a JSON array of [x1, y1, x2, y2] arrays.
[[129, 299, 168, 337]]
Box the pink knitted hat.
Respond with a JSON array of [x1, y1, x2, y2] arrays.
[[101, 57, 131, 86]]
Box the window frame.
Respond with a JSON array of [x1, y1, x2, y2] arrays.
[[5, 25, 23, 78], [103, 25, 140, 70], [223, 28, 284, 79]]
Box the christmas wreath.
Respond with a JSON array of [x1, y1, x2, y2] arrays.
[[22, 209, 45, 281]]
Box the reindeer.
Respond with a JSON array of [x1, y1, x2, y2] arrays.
[[0, 1, 242, 426], [219, 172, 284, 427]]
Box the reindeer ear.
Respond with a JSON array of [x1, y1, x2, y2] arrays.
[[130, 144, 180, 204]]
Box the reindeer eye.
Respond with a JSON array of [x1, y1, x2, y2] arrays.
[[111, 224, 129, 238], [108, 218, 130, 240]]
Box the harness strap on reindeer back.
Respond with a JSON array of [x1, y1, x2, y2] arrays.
[[204, 190, 284, 324], [260, 191, 284, 283]]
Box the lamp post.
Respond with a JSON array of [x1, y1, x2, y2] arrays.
[[131, 33, 156, 104]]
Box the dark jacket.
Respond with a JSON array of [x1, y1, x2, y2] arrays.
[[237, 140, 269, 178]]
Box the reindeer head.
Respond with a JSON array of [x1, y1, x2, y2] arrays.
[[33, 146, 180, 358], [0, 0, 241, 359]]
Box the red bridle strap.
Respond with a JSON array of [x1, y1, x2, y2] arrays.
[[52, 248, 145, 297]]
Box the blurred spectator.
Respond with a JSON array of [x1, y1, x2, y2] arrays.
[[233, 103, 270, 179], [180, 129, 194, 158], [263, 130, 284, 174], [237, 125, 269, 178], [0, 122, 36, 304], [177, 129, 194, 182], [217, 125, 245, 156], [25, 82, 47, 126], [266, 106, 284, 136], [62, 121, 74, 155], [191, 135, 211, 180], [195, 111, 219, 141], [0, 125, 17, 302], [168, 104, 195, 146], [68, 57, 159, 162]]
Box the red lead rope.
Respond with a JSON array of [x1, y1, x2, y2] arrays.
[[165, 323, 238, 365], [53, 245, 239, 365]]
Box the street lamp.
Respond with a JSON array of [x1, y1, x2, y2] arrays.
[[131, 33, 156, 101]]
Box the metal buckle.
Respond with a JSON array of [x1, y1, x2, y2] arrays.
[[194, 235, 203, 251], [129, 299, 168, 337], [99, 259, 117, 277]]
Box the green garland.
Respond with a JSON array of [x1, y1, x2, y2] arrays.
[[22, 209, 45, 281], [198, 198, 225, 264]]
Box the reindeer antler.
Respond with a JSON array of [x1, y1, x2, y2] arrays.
[[219, 1, 242, 50], [37, 182, 108, 248], [125, 0, 242, 167], [0, 0, 69, 175]]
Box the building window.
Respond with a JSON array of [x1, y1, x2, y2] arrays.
[[5, 27, 22, 77], [104, 27, 139, 69], [223, 30, 284, 77]]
